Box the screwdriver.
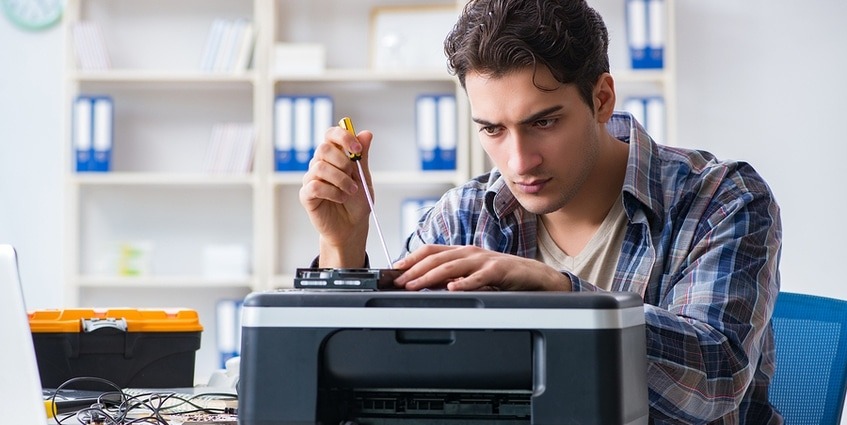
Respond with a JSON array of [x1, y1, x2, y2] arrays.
[[339, 117, 393, 268]]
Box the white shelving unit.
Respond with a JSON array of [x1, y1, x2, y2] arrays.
[[61, 0, 265, 381], [265, 0, 470, 283], [61, 0, 674, 379]]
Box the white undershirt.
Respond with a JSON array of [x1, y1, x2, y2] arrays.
[[535, 195, 628, 290]]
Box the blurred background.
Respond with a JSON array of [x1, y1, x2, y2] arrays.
[[1, 1, 844, 417]]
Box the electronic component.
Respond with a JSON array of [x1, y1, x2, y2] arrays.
[[294, 268, 401, 291]]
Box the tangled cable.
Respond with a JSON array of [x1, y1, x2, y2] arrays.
[[49, 377, 236, 425]]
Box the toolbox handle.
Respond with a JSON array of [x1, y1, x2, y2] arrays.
[[82, 318, 128, 333]]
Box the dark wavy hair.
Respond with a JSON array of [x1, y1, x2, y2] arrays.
[[444, 0, 610, 109]]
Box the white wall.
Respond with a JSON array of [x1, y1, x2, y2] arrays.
[[675, 0, 847, 301], [1, 1, 845, 420], [0, 20, 63, 310]]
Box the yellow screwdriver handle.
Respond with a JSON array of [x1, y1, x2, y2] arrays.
[[339, 117, 362, 161]]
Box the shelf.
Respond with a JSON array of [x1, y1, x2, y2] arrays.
[[273, 69, 668, 84], [612, 69, 673, 84], [71, 172, 257, 186], [69, 69, 257, 84], [77, 275, 255, 289], [273, 69, 455, 83], [271, 170, 462, 186], [272, 69, 662, 85]]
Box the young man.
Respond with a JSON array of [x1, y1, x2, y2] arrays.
[[299, 0, 782, 423]]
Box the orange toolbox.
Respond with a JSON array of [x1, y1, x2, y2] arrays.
[[29, 308, 202, 389]]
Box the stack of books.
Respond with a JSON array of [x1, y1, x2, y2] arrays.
[[623, 97, 665, 143], [625, 0, 665, 69], [200, 18, 255, 73], [416, 94, 457, 170], [274, 95, 333, 172], [72, 22, 111, 71], [73, 95, 113, 172], [202, 123, 255, 174]]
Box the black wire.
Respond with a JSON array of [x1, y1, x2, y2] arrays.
[[52, 376, 124, 424], [50, 376, 237, 425]]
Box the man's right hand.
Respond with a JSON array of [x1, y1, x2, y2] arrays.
[[298, 125, 375, 268]]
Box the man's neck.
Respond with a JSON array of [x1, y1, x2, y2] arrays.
[[539, 133, 629, 256]]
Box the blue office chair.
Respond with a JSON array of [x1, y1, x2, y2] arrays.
[[769, 292, 847, 425]]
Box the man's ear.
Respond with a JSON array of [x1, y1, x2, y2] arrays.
[[593, 73, 616, 123]]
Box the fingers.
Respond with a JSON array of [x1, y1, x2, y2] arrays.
[[393, 244, 572, 292], [394, 245, 485, 291], [327, 125, 373, 162], [301, 127, 374, 206]]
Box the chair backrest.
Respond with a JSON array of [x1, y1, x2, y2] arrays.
[[769, 292, 847, 425]]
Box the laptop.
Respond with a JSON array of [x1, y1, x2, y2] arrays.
[[0, 245, 115, 422], [0, 244, 49, 422]]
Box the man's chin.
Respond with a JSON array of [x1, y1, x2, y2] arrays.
[[514, 196, 561, 216]]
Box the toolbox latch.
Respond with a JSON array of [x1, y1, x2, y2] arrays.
[[81, 318, 128, 333]]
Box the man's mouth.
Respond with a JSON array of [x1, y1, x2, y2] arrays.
[[513, 178, 550, 194]]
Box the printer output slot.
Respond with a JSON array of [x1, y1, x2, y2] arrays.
[[327, 389, 532, 424]]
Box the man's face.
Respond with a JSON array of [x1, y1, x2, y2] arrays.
[[465, 67, 603, 215]]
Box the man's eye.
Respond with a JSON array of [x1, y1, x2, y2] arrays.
[[480, 126, 500, 136], [534, 118, 557, 129]]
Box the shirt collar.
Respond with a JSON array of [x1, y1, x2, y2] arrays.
[[614, 112, 666, 225], [485, 170, 519, 218]]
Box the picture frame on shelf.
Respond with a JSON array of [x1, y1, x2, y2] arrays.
[[369, 5, 457, 72]]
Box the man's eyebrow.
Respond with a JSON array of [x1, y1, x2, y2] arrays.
[[518, 106, 563, 125], [472, 105, 564, 127], [471, 116, 497, 127]]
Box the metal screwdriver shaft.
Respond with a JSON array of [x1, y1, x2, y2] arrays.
[[339, 117, 393, 268]]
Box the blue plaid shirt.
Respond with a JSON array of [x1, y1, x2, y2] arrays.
[[402, 112, 783, 424]]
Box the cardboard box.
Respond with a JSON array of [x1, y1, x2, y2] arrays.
[[273, 43, 325, 75], [29, 308, 202, 390]]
